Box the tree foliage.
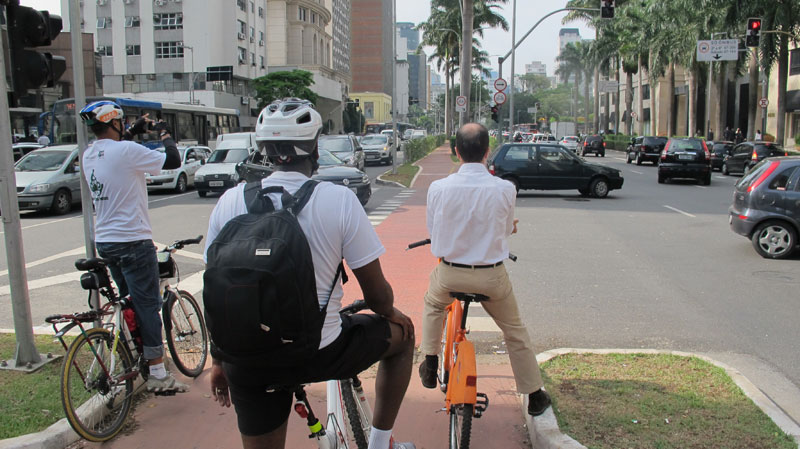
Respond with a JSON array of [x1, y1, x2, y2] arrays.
[[252, 70, 319, 109]]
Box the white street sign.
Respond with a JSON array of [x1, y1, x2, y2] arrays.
[[759, 97, 769, 108], [455, 95, 467, 112], [528, 107, 536, 114], [493, 91, 507, 105], [697, 39, 739, 62], [494, 78, 508, 91], [599, 80, 619, 93]]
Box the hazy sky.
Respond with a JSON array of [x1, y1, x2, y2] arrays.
[[20, 0, 595, 79]]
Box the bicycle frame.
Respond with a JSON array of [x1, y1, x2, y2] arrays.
[[442, 300, 479, 411]]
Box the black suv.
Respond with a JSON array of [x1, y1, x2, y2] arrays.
[[722, 141, 787, 176], [729, 157, 800, 259], [581, 134, 605, 157], [626, 136, 667, 165], [657, 137, 711, 185], [708, 141, 734, 171], [488, 143, 623, 198]]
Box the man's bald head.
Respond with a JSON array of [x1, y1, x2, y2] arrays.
[[455, 123, 490, 163]]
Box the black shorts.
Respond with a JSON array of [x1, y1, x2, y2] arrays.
[[222, 313, 392, 436]]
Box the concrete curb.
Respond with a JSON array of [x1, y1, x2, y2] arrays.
[[520, 348, 800, 449]]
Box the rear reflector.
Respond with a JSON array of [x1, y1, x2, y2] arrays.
[[739, 215, 748, 220], [748, 160, 780, 192], [294, 403, 309, 419], [466, 375, 477, 387]]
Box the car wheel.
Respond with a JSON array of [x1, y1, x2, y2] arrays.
[[589, 178, 609, 198], [722, 163, 730, 176], [626, 153, 632, 164], [658, 173, 666, 184], [600, 152, 605, 157], [578, 187, 590, 197], [198, 190, 207, 198], [581, 151, 586, 157], [504, 177, 519, 193], [702, 173, 711, 185], [50, 189, 72, 215], [751, 220, 797, 259], [175, 174, 187, 193], [636, 153, 642, 165]]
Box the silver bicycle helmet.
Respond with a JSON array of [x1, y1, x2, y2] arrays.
[[255, 98, 322, 162]]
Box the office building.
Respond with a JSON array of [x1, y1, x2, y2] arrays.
[[352, 0, 393, 97]]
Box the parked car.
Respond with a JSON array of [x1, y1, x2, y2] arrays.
[[708, 141, 735, 171], [581, 134, 605, 157], [729, 157, 800, 259], [236, 149, 371, 206], [145, 146, 210, 193], [487, 143, 624, 198], [411, 129, 427, 140], [14, 145, 81, 215], [194, 141, 253, 197], [626, 136, 668, 165], [319, 135, 364, 170], [12, 143, 43, 162], [361, 134, 393, 165], [657, 137, 711, 185], [722, 141, 787, 176], [559, 136, 580, 152], [403, 129, 414, 140]]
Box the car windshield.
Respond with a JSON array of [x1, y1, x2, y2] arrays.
[[318, 149, 344, 167], [15, 151, 69, 171], [207, 148, 249, 163], [319, 138, 352, 153], [564, 137, 578, 141], [361, 135, 387, 145], [669, 139, 704, 151]]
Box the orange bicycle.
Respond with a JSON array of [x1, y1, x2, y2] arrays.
[[407, 239, 518, 449]]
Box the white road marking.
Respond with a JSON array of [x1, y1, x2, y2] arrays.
[[175, 271, 205, 297], [466, 316, 501, 332], [148, 191, 195, 204], [630, 170, 644, 175], [663, 205, 696, 218], [0, 246, 85, 277], [614, 157, 627, 162], [0, 271, 82, 296], [153, 242, 205, 261], [694, 185, 708, 189]]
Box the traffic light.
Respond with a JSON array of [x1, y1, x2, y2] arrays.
[[491, 105, 499, 122], [600, 0, 615, 19], [746, 17, 762, 47], [6, 4, 66, 106]]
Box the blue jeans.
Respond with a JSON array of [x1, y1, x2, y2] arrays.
[[96, 240, 163, 360]]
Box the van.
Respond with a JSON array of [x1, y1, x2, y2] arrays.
[[215, 132, 257, 153]]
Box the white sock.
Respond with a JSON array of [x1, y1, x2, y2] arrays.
[[367, 427, 392, 449], [149, 362, 167, 379]]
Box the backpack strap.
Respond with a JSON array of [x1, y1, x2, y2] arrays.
[[285, 180, 319, 216], [244, 182, 295, 214], [322, 261, 347, 308]]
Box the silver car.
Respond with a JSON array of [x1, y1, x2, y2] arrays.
[[145, 146, 210, 193], [15, 145, 82, 215], [361, 134, 393, 165]]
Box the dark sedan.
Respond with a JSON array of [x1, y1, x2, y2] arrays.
[[708, 141, 734, 171], [488, 143, 624, 198], [722, 141, 787, 176], [236, 150, 371, 206]]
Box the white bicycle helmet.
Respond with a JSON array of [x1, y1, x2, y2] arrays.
[[255, 98, 322, 162], [79, 100, 124, 126]]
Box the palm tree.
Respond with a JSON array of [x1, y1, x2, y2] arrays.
[[556, 42, 584, 130]]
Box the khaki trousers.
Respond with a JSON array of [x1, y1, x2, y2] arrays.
[[421, 262, 544, 394]]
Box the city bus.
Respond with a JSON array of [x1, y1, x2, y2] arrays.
[[43, 97, 240, 149], [364, 122, 413, 135]]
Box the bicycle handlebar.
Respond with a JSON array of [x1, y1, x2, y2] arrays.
[[340, 299, 368, 316], [406, 238, 517, 261], [167, 235, 204, 251]]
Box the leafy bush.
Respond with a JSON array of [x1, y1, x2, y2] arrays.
[[795, 134, 800, 147], [405, 135, 446, 164], [604, 133, 635, 151]]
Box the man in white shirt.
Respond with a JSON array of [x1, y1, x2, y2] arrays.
[[419, 123, 552, 416], [206, 99, 415, 449], [755, 130, 763, 141], [37, 134, 50, 146]]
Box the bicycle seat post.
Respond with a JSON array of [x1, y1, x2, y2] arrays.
[[460, 297, 472, 331]]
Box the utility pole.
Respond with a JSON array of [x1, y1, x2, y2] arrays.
[[508, 0, 517, 135], [459, 0, 474, 127], [391, 0, 398, 174]]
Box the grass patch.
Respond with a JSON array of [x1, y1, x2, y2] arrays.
[[0, 333, 71, 439], [542, 353, 796, 449], [379, 164, 420, 188]]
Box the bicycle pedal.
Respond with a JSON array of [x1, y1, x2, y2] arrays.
[[435, 407, 448, 414], [154, 390, 177, 397], [474, 392, 489, 417]]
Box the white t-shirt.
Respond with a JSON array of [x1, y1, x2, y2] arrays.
[[37, 135, 50, 146], [205, 171, 385, 348], [82, 139, 166, 243]]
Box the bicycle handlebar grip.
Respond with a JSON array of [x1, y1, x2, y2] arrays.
[[407, 238, 431, 250], [508, 252, 518, 262], [185, 235, 203, 245], [340, 299, 368, 315]]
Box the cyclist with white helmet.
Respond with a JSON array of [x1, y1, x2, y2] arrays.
[[79, 100, 188, 393], [205, 98, 416, 449]]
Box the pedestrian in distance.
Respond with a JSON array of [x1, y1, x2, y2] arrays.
[[418, 122, 552, 417], [37, 133, 50, 146], [204, 98, 416, 449], [78, 100, 188, 393], [723, 126, 732, 142], [735, 128, 743, 144], [755, 129, 763, 141]]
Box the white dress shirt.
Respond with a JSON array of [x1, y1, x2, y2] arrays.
[[427, 163, 516, 265]]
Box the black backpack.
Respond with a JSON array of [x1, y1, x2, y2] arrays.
[[203, 180, 344, 365]]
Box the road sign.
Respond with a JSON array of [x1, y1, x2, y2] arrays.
[[493, 91, 507, 105], [455, 95, 467, 112], [527, 107, 536, 114], [631, 111, 638, 119], [599, 80, 619, 93], [697, 39, 738, 62], [494, 78, 508, 91], [759, 97, 769, 108]]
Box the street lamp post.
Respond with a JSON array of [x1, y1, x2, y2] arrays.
[[181, 44, 195, 105]]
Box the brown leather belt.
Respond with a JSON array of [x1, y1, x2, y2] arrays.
[[441, 259, 503, 269]]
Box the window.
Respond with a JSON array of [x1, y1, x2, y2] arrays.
[[298, 7, 307, 21], [250, 26, 255, 39], [124, 16, 140, 27], [250, 1, 254, 12], [237, 0, 246, 11], [768, 167, 798, 191], [154, 13, 182, 30], [539, 147, 569, 163], [364, 102, 374, 119], [238, 47, 247, 64], [97, 45, 113, 56], [238, 20, 246, 34], [311, 12, 316, 24], [259, 55, 265, 68], [126, 45, 141, 56], [96, 17, 111, 28], [642, 84, 651, 100], [259, 31, 264, 42], [258, 6, 264, 17], [155, 41, 184, 59], [791, 49, 800, 76], [251, 52, 256, 66], [504, 146, 531, 161]]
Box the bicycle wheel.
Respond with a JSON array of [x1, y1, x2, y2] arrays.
[[449, 404, 473, 449], [165, 290, 208, 377], [439, 309, 457, 390], [61, 327, 135, 442], [340, 378, 369, 449]]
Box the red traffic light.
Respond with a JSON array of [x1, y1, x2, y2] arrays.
[[748, 18, 762, 31]]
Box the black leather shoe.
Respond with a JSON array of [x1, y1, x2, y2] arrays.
[[528, 389, 551, 416], [418, 357, 438, 389]]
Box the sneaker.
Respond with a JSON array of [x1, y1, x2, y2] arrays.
[[527, 388, 551, 416], [146, 373, 189, 393], [418, 356, 438, 389]]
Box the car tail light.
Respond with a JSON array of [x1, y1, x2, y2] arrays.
[[738, 215, 748, 220], [751, 151, 758, 161], [702, 140, 710, 161], [747, 160, 780, 192], [603, 142, 606, 147], [489, 164, 495, 175], [661, 140, 671, 160]]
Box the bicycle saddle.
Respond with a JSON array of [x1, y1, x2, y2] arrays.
[[450, 292, 489, 302], [75, 258, 109, 271]]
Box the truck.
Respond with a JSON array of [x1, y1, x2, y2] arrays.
[[550, 122, 576, 140]]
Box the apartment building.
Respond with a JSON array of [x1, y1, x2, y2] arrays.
[[351, 0, 393, 97], [398, 21, 428, 110]]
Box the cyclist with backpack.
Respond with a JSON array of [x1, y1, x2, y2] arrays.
[[203, 98, 415, 449], [79, 100, 188, 393]]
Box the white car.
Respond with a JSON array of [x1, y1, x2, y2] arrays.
[[194, 142, 253, 197], [559, 136, 580, 152], [145, 146, 211, 193], [411, 129, 427, 140]]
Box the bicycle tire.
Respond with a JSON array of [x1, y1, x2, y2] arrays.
[[61, 327, 135, 442], [439, 309, 456, 390], [341, 378, 369, 449], [165, 290, 208, 377], [449, 404, 473, 449]]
